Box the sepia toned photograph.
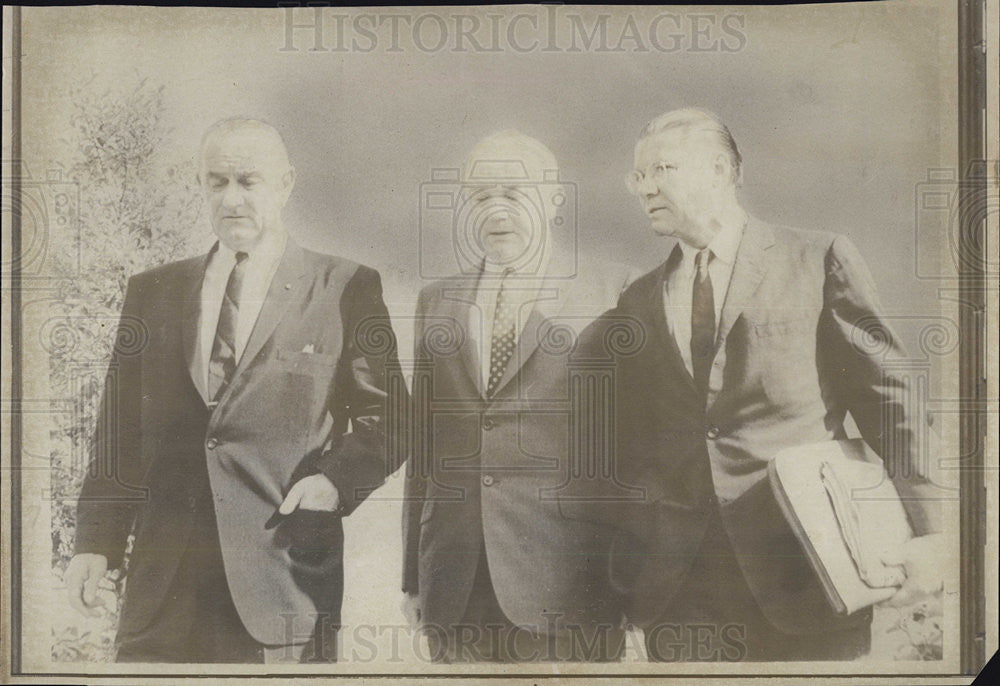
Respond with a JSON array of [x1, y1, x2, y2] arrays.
[[2, 1, 996, 683]]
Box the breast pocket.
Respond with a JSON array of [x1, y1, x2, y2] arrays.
[[752, 316, 816, 340], [270, 349, 339, 419], [275, 348, 337, 374], [750, 316, 821, 412]]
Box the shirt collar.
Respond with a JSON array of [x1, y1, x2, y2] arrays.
[[480, 236, 553, 279], [213, 230, 287, 268], [676, 211, 746, 267]]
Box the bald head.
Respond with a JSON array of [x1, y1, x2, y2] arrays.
[[462, 129, 558, 184], [456, 130, 563, 269]]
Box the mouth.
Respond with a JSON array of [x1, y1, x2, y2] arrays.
[[646, 206, 669, 215]]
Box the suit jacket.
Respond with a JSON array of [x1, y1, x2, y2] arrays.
[[402, 251, 633, 632], [75, 238, 404, 645], [564, 217, 940, 634]]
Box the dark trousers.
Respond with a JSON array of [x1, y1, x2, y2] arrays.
[[115, 474, 263, 663], [426, 546, 625, 662], [643, 510, 870, 662], [114, 461, 337, 663]]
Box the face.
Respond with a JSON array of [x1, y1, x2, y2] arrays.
[[630, 128, 731, 246], [460, 139, 554, 268], [462, 181, 547, 265], [200, 128, 295, 252]]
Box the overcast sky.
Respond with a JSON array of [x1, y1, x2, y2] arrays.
[[21, 2, 958, 355]]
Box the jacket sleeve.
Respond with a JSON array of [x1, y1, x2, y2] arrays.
[[401, 287, 431, 594], [822, 235, 949, 535], [314, 265, 408, 517], [74, 275, 148, 569]]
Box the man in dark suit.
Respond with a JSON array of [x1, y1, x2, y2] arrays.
[[64, 118, 403, 663], [402, 131, 633, 661], [566, 108, 947, 661]]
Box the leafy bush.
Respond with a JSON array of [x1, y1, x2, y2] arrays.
[[49, 75, 203, 661]]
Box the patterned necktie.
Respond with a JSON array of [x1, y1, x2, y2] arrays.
[[207, 251, 249, 402], [691, 248, 715, 393], [486, 270, 517, 397]]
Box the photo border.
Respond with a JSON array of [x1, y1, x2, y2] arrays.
[[2, 1, 993, 681]]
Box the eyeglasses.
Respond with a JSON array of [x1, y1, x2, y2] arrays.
[[625, 161, 675, 195]]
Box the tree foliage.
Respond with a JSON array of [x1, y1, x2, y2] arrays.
[[48, 76, 203, 661]]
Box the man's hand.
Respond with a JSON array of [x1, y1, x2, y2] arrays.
[[401, 592, 422, 628], [881, 533, 946, 607], [64, 553, 109, 617], [279, 473, 341, 514]]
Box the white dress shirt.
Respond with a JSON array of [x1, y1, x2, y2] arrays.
[[472, 250, 553, 391], [663, 216, 746, 377], [195, 231, 287, 397]]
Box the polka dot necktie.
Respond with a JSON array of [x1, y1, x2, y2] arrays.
[[207, 251, 249, 402], [486, 270, 517, 397]]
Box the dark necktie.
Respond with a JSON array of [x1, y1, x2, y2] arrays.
[[486, 270, 517, 397], [691, 248, 715, 393], [208, 251, 249, 402]]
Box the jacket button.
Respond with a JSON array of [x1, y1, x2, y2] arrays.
[[706, 425, 720, 439], [483, 417, 495, 431], [206, 437, 218, 449], [482, 475, 495, 487], [187, 495, 197, 511]]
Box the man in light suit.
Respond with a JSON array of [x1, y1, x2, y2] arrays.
[[64, 118, 403, 662], [567, 108, 946, 661], [402, 131, 634, 661]]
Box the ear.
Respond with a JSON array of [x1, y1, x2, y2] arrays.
[[711, 152, 731, 187], [280, 166, 296, 201], [712, 152, 729, 177]]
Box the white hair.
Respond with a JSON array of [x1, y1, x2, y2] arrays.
[[462, 129, 558, 183], [198, 117, 291, 171], [639, 108, 742, 186]]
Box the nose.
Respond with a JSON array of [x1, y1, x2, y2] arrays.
[[487, 203, 513, 222], [221, 181, 243, 209], [638, 174, 660, 197]]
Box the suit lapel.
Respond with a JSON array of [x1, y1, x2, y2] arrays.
[[490, 250, 575, 397], [425, 276, 482, 397], [715, 217, 774, 347], [181, 250, 214, 405], [448, 279, 484, 398], [227, 240, 308, 391]]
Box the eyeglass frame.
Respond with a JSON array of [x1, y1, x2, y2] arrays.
[[624, 160, 676, 195]]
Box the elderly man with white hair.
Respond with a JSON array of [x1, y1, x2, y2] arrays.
[[65, 117, 403, 663], [402, 130, 634, 662]]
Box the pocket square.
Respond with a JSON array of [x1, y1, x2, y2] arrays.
[[301, 343, 315, 354]]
